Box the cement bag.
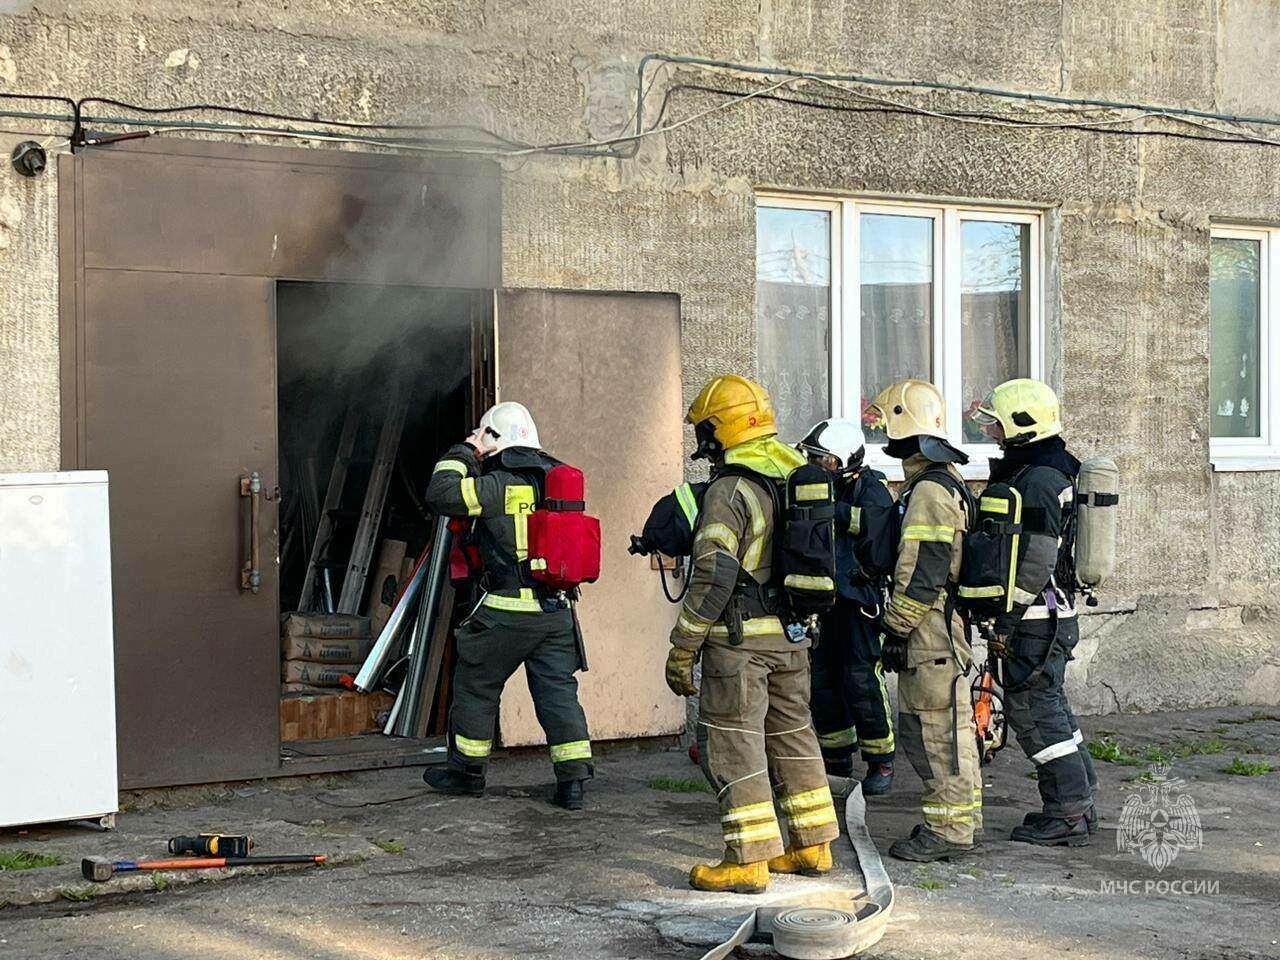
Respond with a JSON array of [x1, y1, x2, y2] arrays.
[[1074, 456, 1119, 589]]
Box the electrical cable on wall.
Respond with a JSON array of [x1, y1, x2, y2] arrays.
[[6, 54, 1280, 161]]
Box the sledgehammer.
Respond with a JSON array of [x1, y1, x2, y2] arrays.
[[81, 854, 326, 882]]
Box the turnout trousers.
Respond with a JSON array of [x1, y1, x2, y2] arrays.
[[897, 653, 983, 843], [1003, 618, 1097, 818], [696, 644, 840, 864], [446, 605, 593, 783], [812, 602, 896, 765]]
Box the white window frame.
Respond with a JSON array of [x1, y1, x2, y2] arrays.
[[1209, 225, 1280, 471], [758, 194, 1045, 480]]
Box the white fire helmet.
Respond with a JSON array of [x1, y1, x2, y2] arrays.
[[478, 401, 541, 452], [798, 418, 866, 472]]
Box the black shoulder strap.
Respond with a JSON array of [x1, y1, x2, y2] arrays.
[[905, 467, 974, 527]]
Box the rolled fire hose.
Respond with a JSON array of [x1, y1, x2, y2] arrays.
[[698, 778, 894, 960]]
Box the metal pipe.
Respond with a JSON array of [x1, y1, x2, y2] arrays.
[[393, 517, 452, 737], [353, 546, 431, 691]]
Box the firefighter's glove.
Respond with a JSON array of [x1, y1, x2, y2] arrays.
[[880, 632, 909, 673], [988, 633, 1009, 661], [665, 646, 699, 698]]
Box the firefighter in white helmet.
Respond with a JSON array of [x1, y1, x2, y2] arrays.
[[797, 418, 897, 795], [423, 401, 593, 810], [868, 380, 984, 862]]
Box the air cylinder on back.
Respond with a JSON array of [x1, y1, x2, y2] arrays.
[[1075, 456, 1119, 590]]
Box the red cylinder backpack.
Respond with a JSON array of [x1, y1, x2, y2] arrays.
[[527, 464, 601, 591]]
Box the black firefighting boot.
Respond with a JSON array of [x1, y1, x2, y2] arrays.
[[824, 756, 854, 778], [1011, 815, 1088, 847], [423, 766, 485, 798], [861, 762, 894, 797], [1022, 805, 1098, 835], [553, 779, 586, 811], [889, 824, 977, 863]]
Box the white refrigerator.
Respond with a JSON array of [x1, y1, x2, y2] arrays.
[[0, 471, 118, 828]]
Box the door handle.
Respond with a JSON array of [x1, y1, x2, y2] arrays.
[[240, 472, 262, 594]]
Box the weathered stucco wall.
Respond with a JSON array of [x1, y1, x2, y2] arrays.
[[1, 0, 1277, 711]]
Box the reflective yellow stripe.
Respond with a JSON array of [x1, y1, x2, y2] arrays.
[[530, 558, 547, 571], [740, 481, 768, 572], [696, 522, 739, 553], [482, 589, 542, 613], [434, 459, 469, 476], [549, 740, 592, 763], [903, 524, 955, 542], [724, 821, 782, 844], [675, 483, 700, 527], [794, 482, 828, 502], [979, 496, 1009, 514], [958, 585, 1005, 599], [860, 733, 896, 754], [779, 786, 833, 812], [784, 574, 834, 592], [890, 593, 930, 614], [1005, 488, 1023, 614], [721, 800, 777, 824], [707, 616, 783, 638], [818, 727, 857, 748], [677, 611, 713, 637], [506, 485, 535, 560], [460, 477, 482, 517], [455, 734, 492, 758], [867, 661, 894, 754], [787, 808, 839, 830], [848, 506, 863, 536]]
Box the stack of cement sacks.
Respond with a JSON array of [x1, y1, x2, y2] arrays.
[[281, 613, 372, 693]]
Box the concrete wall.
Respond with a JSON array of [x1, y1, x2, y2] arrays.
[[1, 0, 1277, 712]]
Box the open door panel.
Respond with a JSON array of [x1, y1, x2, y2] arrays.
[[495, 289, 684, 745], [81, 271, 281, 787]]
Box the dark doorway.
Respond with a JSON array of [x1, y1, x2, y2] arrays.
[[275, 281, 485, 756]]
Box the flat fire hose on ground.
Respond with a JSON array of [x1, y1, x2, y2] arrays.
[[697, 778, 894, 960]]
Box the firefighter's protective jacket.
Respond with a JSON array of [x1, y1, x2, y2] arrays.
[[994, 461, 1077, 638], [425, 443, 560, 614], [884, 453, 969, 668], [670, 437, 807, 653]]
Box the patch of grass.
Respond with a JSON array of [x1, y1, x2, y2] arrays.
[[647, 775, 713, 794], [0, 850, 63, 871], [373, 839, 405, 855], [57, 886, 95, 903], [1222, 757, 1274, 777], [1087, 737, 1143, 766], [1213, 726, 1229, 736], [916, 879, 947, 890], [151, 873, 169, 892], [1025, 770, 1039, 780]]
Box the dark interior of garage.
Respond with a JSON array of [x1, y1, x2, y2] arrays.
[[275, 281, 482, 745]]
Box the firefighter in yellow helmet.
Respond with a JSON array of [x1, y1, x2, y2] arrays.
[[869, 379, 984, 861], [665, 375, 840, 894], [971, 379, 1099, 846]]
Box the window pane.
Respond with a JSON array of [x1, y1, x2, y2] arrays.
[[860, 213, 934, 443], [756, 207, 831, 442], [1210, 237, 1262, 440], [960, 221, 1032, 443]]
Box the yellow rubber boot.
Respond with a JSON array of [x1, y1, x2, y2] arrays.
[[688, 859, 769, 894], [768, 842, 833, 876]]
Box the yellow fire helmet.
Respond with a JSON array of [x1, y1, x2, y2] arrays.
[[973, 378, 1063, 447], [869, 379, 947, 441], [686, 374, 776, 459]]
